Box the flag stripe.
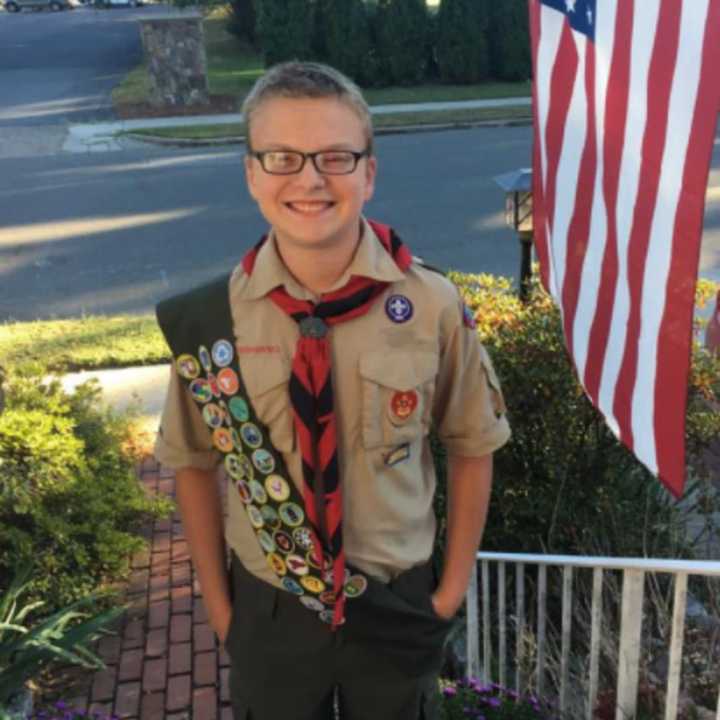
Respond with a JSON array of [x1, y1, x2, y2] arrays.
[[594, 0, 660, 429], [560, 38, 597, 354], [653, 0, 719, 495], [530, 0, 551, 291], [612, 0, 682, 455], [572, 0, 623, 384]]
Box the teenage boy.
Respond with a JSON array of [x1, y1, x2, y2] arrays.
[[154, 61, 510, 720]]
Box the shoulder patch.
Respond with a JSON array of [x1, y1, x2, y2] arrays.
[[462, 304, 477, 329]]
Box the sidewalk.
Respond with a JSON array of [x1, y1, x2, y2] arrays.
[[62, 96, 532, 153], [63, 457, 232, 720]]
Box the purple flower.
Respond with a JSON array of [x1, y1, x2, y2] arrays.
[[54, 702, 67, 711], [487, 697, 501, 708], [443, 686, 458, 697]]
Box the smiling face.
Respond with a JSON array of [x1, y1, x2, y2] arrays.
[[244, 96, 376, 255]]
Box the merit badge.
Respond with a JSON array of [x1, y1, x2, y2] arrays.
[[189, 378, 212, 404], [207, 373, 221, 399], [252, 448, 275, 475], [246, 504, 264, 529], [225, 454, 245, 481], [384, 443, 411, 467], [177, 354, 200, 380], [213, 428, 234, 454], [229, 396, 250, 422], [198, 346, 212, 372], [385, 294, 414, 323], [249, 479, 268, 505], [344, 575, 368, 599], [390, 391, 418, 421], [218, 400, 232, 426], [202, 403, 224, 429], [299, 596, 325, 612], [257, 529, 276, 554], [217, 368, 240, 396], [236, 479, 252, 504], [292, 527, 314, 552], [286, 554, 309, 576], [273, 531, 295, 555], [279, 502, 304, 527], [240, 422, 262, 449], [260, 504, 281, 530], [282, 577, 305, 596], [300, 576, 326, 595], [266, 475, 290, 503], [319, 609, 345, 626], [267, 553, 287, 577], [462, 304, 477, 329], [238, 454, 254, 482], [212, 339, 234, 367], [319, 590, 337, 605]]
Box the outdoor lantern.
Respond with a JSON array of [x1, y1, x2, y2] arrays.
[[493, 168, 534, 301]]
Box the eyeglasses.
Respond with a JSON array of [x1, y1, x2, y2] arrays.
[[248, 149, 371, 175]]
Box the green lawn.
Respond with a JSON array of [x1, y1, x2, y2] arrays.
[[0, 316, 169, 373], [113, 10, 530, 111]]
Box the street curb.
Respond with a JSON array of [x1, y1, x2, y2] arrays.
[[122, 116, 533, 148]]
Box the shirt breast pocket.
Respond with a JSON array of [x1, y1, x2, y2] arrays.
[[359, 351, 439, 449], [239, 355, 295, 454]]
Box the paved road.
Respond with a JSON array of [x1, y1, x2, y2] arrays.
[[1, 124, 719, 321], [0, 3, 175, 129]]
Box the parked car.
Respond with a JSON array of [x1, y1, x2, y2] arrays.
[[94, 0, 143, 8], [3, 0, 78, 10]]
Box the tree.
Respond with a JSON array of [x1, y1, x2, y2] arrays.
[[227, 0, 258, 46], [315, 0, 380, 86], [488, 0, 531, 82], [255, 0, 314, 67], [375, 0, 429, 85], [435, 0, 490, 84]]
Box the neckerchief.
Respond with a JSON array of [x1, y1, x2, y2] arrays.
[[241, 220, 412, 626]]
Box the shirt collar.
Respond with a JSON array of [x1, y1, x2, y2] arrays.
[[233, 218, 407, 303]]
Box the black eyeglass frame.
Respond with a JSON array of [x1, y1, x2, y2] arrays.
[[247, 148, 371, 176]]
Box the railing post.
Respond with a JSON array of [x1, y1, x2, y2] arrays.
[[537, 564, 547, 699], [498, 562, 507, 689], [615, 569, 645, 720], [482, 560, 491, 684], [515, 562, 525, 692], [560, 565, 573, 715], [466, 561, 480, 681], [588, 567, 603, 720], [665, 572, 687, 720]]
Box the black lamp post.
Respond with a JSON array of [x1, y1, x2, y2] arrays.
[[493, 168, 534, 301]]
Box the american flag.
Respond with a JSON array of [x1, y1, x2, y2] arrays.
[[529, 0, 720, 497]]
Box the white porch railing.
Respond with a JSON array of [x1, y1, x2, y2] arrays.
[[465, 552, 720, 720]]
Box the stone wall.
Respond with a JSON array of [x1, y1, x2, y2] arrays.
[[139, 15, 209, 108]]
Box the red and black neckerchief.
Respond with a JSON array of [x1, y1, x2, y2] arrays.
[[241, 220, 412, 627]]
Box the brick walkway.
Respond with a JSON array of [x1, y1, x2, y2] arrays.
[[66, 457, 232, 720]]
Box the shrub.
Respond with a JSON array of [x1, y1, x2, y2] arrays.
[[254, 0, 314, 67], [314, 0, 381, 87], [488, 0, 532, 82], [0, 369, 172, 614], [226, 0, 257, 45], [374, 0, 429, 85], [440, 678, 556, 719], [435, 0, 490, 84], [435, 272, 720, 561]]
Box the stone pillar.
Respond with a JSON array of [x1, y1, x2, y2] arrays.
[[139, 14, 209, 108]]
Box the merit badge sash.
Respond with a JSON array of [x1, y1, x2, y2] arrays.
[[156, 275, 368, 626]]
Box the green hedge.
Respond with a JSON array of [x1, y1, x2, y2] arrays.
[[0, 369, 172, 614], [245, 0, 531, 86]]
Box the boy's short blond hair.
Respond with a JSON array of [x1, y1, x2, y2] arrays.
[[242, 61, 374, 153]]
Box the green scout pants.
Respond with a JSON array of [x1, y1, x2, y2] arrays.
[[225, 553, 455, 720]]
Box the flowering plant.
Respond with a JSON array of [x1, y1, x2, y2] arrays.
[[441, 679, 557, 720]]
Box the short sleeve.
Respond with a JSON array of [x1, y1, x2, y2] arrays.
[[433, 298, 511, 457], [153, 365, 222, 471]]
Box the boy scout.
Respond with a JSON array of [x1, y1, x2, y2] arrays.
[[154, 61, 510, 720]]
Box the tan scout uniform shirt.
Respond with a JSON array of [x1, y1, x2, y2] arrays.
[[155, 220, 511, 587]]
